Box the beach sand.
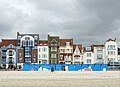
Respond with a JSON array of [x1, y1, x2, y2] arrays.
[[0, 71, 120, 87]]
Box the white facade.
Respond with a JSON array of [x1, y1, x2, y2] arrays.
[[6, 49, 16, 68], [84, 52, 94, 64], [105, 39, 118, 63], [93, 46, 105, 64], [117, 55, 120, 61], [38, 46, 49, 64], [83, 47, 94, 64], [73, 46, 83, 64]]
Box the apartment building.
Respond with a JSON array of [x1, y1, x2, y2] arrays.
[[73, 44, 83, 64], [59, 39, 73, 64], [48, 35, 59, 64], [0, 39, 17, 69], [17, 32, 39, 68], [38, 40, 49, 64], [0, 32, 120, 67], [105, 39, 118, 64], [83, 46, 94, 64], [92, 45, 105, 64]]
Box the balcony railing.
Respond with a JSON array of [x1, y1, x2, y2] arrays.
[[65, 58, 71, 61]]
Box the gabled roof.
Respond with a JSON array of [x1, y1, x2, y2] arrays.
[[73, 44, 82, 52], [39, 40, 48, 46], [48, 35, 59, 44], [60, 39, 73, 46], [0, 39, 17, 47], [50, 39, 58, 43]]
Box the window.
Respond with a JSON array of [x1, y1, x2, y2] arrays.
[[60, 49, 63, 53], [25, 47, 31, 57], [108, 58, 115, 62], [43, 47, 47, 52], [42, 54, 47, 58], [25, 52, 31, 57], [108, 45, 115, 50], [22, 41, 27, 46], [51, 54, 56, 58], [34, 36, 38, 40], [33, 58, 36, 62], [108, 51, 115, 55], [66, 42, 70, 46], [39, 54, 40, 58], [2, 58, 6, 63], [9, 51, 13, 56], [87, 59, 91, 63], [51, 47, 57, 52], [97, 54, 102, 58], [33, 53, 36, 57], [2, 52, 6, 56], [65, 56, 69, 61], [42, 60, 47, 64], [25, 58, 31, 63], [25, 47, 30, 51], [69, 56, 72, 59], [8, 57, 12, 64], [65, 49, 69, 53], [19, 58, 22, 63], [18, 36, 21, 40], [74, 57, 79, 60], [76, 49, 78, 54], [28, 40, 33, 46], [51, 43, 57, 46], [97, 48, 103, 51], [39, 48, 41, 52], [44, 43, 47, 45], [86, 47, 91, 50], [19, 53, 22, 57], [52, 60, 56, 64], [87, 53, 91, 57], [25, 37, 30, 40], [81, 56, 83, 60]]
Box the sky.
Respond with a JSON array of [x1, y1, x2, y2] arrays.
[[0, 0, 120, 46]]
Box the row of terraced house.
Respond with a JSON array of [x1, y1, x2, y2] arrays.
[[0, 32, 120, 69]]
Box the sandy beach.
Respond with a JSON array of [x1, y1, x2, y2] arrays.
[[0, 71, 120, 87]]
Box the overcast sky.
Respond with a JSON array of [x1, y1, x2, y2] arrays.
[[0, 0, 120, 46]]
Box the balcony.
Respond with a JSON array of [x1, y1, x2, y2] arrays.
[[65, 58, 71, 62], [2, 53, 6, 57], [2, 58, 6, 64], [1, 47, 7, 51], [74, 57, 80, 61]]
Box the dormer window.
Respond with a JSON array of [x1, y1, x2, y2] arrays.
[[25, 37, 27, 40], [34, 36, 38, 40], [25, 37, 30, 40], [40, 43, 42, 45], [18, 36, 21, 40], [44, 43, 47, 45], [86, 47, 91, 50], [66, 42, 70, 46]]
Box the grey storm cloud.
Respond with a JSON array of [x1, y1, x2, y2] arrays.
[[0, 0, 120, 46]]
